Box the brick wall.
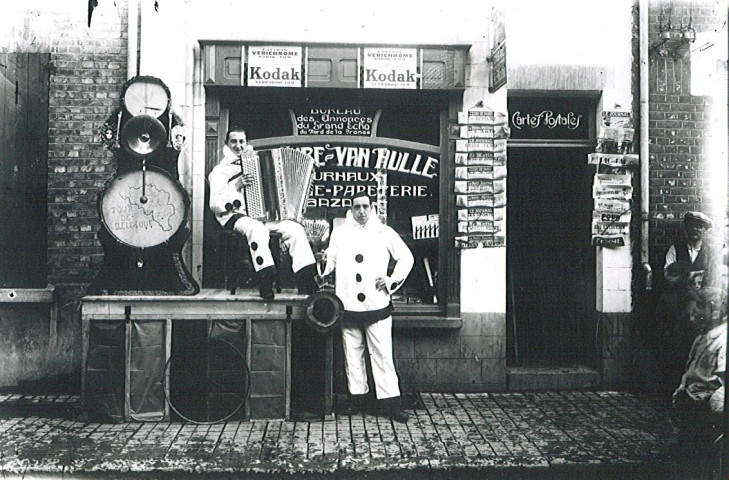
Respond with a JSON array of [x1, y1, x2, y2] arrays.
[[0, 3, 129, 387], [46, 4, 128, 289], [648, 0, 726, 272]]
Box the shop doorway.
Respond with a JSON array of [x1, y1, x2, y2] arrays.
[[506, 146, 597, 368]]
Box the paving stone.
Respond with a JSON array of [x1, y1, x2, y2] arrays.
[[0, 391, 685, 477]]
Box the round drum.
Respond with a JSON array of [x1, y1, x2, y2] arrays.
[[121, 76, 171, 119], [100, 169, 188, 249]]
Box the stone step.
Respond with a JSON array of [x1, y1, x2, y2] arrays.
[[507, 366, 600, 391]]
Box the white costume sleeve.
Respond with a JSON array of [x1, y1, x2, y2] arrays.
[[208, 145, 255, 220], [321, 229, 338, 277], [208, 166, 233, 218], [384, 227, 414, 293]]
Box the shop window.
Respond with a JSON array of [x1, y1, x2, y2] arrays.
[[204, 88, 447, 307]]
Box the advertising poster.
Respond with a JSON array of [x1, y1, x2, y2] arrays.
[[247, 46, 302, 87], [363, 48, 418, 89]]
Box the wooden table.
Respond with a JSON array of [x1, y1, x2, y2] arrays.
[[81, 289, 334, 421]]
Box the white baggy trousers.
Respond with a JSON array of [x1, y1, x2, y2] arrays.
[[232, 217, 315, 273], [341, 316, 400, 400]]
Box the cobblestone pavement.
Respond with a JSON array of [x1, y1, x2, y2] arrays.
[[0, 391, 693, 479]]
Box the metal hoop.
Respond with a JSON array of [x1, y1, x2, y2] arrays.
[[163, 336, 249, 424]]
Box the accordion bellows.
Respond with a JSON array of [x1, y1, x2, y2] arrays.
[[240, 147, 315, 222]]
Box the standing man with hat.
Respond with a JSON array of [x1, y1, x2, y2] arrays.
[[321, 191, 414, 423], [664, 211, 717, 288]]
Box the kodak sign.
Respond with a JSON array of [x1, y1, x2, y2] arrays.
[[363, 48, 418, 89]]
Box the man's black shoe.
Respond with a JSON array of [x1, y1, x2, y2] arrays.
[[390, 409, 409, 423], [338, 394, 368, 416], [386, 396, 409, 423], [296, 263, 319, 295], [258, 266, 277, 300]]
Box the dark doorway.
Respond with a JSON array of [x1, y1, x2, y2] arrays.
[[506, 146, 597, 368], [0, 53, 49, 287]]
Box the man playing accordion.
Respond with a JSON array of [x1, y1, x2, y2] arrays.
[[208, 127, 318, 300]]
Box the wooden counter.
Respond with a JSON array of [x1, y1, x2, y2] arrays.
[[81, 289, 334, 422]]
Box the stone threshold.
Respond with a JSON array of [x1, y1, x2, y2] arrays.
[[507, 366, 600, 391]]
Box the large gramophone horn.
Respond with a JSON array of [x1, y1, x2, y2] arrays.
[[121, 114, 166, 158], [303, 291, 343, 333]]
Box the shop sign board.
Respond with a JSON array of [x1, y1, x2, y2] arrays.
[[508, 97, 592, 141], [488, 42, 507, 93], [292, 107, 377, 136], [363, 48, 418, 89], [247, 46, 302, 87]]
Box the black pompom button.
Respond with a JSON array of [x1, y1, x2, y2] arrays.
[[233, 199, 242, 208], [355, 273, 362, 282], [357, 293, 366, 302], [256, 256, 264, 265], [355, 254, 363, 263], [250, 242, 258, 250], [225, 203, 233, 211]]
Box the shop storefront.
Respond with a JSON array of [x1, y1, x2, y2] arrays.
[[200, 44, 467, 317]]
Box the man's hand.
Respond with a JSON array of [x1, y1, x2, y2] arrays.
[[316, 250, 327, 264], [375, 277, 389, 293], [235, 173, 254, 191]]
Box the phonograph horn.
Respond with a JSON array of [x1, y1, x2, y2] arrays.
[[120, 114, 167, 158], [303, 291, 343, 333]]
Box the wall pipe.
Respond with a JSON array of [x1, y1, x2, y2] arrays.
[[127, 0, 139, 79], [639, 0, 651, 289]]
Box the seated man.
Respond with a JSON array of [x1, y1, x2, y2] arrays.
[[672, 286, 726, 457], [208, 127, 317, 299]]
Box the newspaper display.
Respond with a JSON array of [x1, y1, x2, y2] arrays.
[[455, 103, 509, 249], [590, 108, 638, 247]]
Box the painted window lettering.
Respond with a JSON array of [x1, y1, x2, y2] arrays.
[[511, 110, 582, 130]]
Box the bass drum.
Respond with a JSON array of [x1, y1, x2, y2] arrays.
[[99, 168, 189, 249]]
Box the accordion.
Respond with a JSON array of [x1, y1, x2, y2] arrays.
[[239, 147, 315, 222]]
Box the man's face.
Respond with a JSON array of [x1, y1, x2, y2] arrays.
[[686, 220, 708, 241], [226, 131, 247, 157], [352, 197, 371, 225]]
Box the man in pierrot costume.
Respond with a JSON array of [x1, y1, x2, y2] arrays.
[[321, 191, 413, 422]]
